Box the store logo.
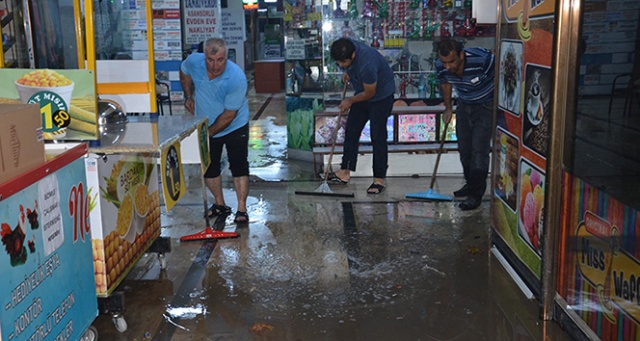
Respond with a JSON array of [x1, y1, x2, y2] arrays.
[[576, 211, 640, 324], [9, 124, 20, 167]]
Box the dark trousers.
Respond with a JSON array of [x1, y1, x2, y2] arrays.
[[456, 100, 493, 198], [341, 95, 394, 179], [204, 124, 249, 178]]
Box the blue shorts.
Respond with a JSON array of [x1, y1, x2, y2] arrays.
[[204, 124, 249, 178]]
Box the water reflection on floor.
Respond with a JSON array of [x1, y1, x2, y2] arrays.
[[91, 93, 575, 340]]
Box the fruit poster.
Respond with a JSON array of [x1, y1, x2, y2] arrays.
[[0, 157, 98, 340], [85, 154, 161, 296], [491, 0, 556, 283], [0, 68, 98, 141]]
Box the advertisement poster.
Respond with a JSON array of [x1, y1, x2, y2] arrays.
[[0, 69, 98, 141], [0, 157, 97, 341], [559, 174, 640, 339], [398, 114, 436, 143], [491, 0, 556, 283], [198, 120, 211, 173], [183, 0, 221, 46], [85, 155, 161, 296], [161, 140, 186, 211]]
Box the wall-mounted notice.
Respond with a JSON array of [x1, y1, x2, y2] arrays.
[[152, 1, 182, 62]]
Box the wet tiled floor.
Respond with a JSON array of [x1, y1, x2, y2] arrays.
[[90, 91, 576, 340]]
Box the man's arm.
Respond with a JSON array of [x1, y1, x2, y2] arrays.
[[339, 82, 376, 112], [207, 109, 239, 137], [179, 70, 195, 114], [440, 82, 454, 124]]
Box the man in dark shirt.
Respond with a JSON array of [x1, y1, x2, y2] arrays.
[[329, 38, 396, 194], [436, 39, 495, 210]]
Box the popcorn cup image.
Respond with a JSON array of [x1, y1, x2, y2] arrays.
[[15, 69, 74, 108], [132, 184, 150, 235], [116, 193, 136, 243], [15, 69, 74, 139]]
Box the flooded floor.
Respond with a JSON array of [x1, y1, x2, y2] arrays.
[[91, 91, 576, 340]]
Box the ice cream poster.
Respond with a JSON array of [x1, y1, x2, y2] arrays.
[[0, 68, 98, 141], [518, 158, 545, 256]]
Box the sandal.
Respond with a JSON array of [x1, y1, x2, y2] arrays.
[[325, 172, 349, 184], [366, 183, 385, 194], [330, 176, 349, 184], [205, 204, 232, 218], [234, 211, 249, 223]]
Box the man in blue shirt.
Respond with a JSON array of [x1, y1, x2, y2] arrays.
[[436, 39, 495, 210], [329, 38, 396, 194], [180, 37, 250, 223]]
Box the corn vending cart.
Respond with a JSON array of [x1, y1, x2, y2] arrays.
[[0, 141, 99, 341]]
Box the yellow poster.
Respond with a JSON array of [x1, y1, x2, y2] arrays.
[[161, 139, 186, 211], [575, 211, 640, 324], [198, 120, 211, 172]]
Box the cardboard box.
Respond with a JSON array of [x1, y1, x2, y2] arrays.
[[0, 104, 45, 184]]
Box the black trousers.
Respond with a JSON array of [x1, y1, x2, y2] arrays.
[[455, 100, 493, 198], [340, 95, 394, 178]]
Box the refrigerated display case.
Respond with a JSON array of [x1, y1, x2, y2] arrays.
[[489, 0, 640, 339]]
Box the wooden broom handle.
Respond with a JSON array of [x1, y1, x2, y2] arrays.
[[429, 121, 449, 189]]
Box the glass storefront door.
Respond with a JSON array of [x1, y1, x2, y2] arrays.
[[556, 2, 640, 339]]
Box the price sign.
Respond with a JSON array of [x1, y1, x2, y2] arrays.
[[285, 39, 306, 60], [27, 91, 71, 133]]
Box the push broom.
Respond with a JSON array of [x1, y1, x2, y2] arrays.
[[406, 121, 454, 202], [296, 83, 355, 198], [181, 159, 240, 241]]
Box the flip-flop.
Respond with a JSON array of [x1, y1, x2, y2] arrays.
[[366, 183, 385, 194], [234, 211, 249, 223], [205, 204, 232, 218]]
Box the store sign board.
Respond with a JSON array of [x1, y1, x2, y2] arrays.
[[152, 0, 180, 9], [183, 2, 220, 46]]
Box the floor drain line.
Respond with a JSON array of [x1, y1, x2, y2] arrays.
[[153, 215, 227, 339], [252, 94, 273, 121]]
